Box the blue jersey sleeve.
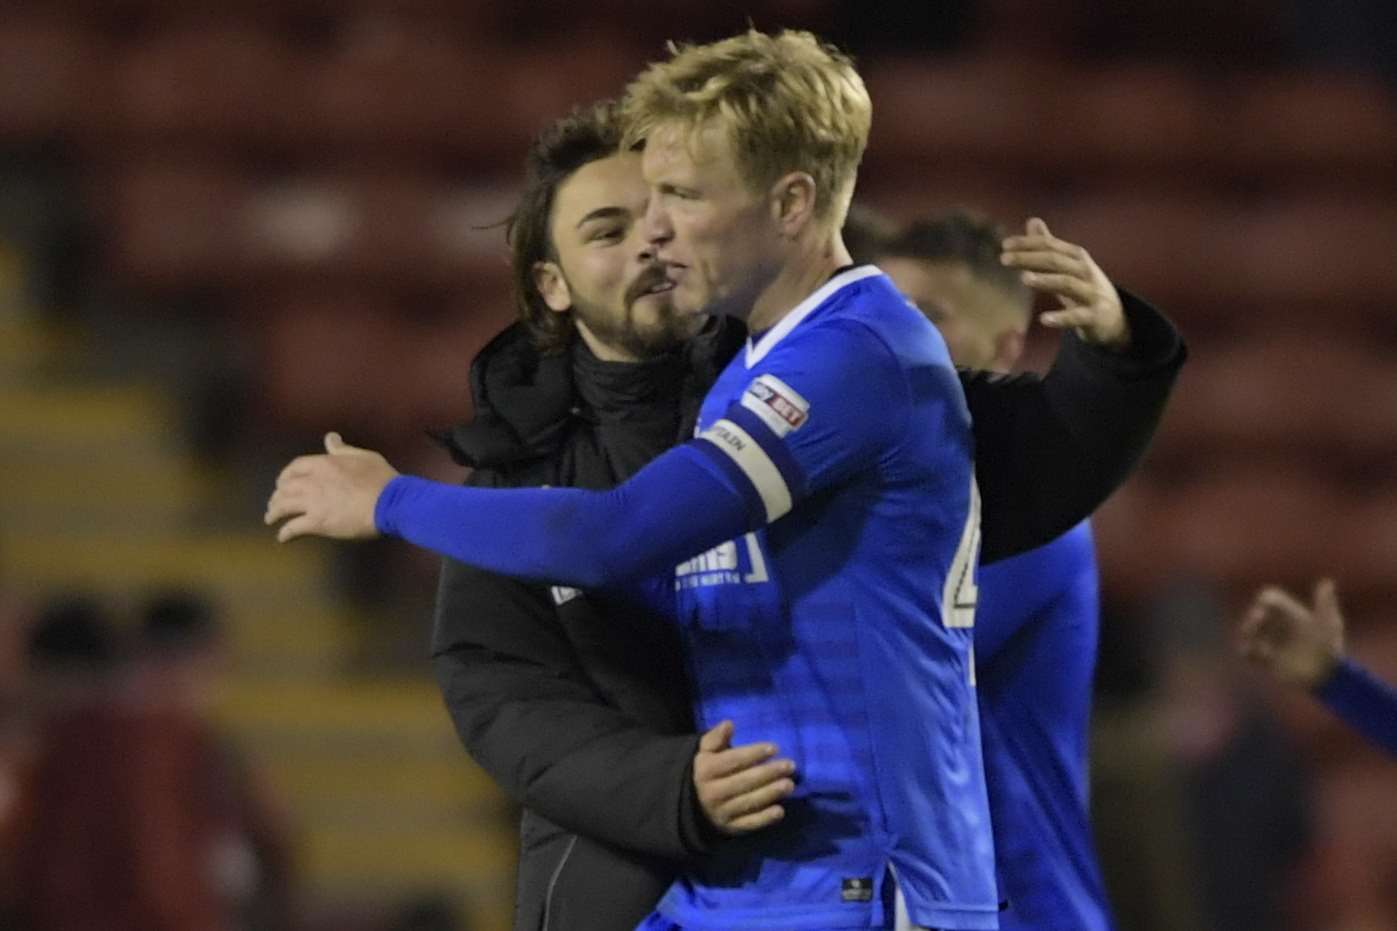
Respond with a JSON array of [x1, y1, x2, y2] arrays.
[[375, 441, 757, 589], [686, 321, 912, 526], [1315, 658, 1397, 757]]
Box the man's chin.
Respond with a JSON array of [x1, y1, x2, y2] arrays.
[[667, 288, 717, 320]]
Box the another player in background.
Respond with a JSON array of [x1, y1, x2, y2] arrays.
[[874, 210, 1119, 931], [1240, 579, 1397, 756]]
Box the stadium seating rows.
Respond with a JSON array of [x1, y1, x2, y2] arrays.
[[5, 4, 1397, 926]]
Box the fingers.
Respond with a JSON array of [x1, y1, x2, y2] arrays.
[[325, 431, 372, 456], [1027, 217, 1050, 237], [1001, 234, 1082, 261], [1312, 576, 1347, 643], [1254, 585, 1311, 620], [276, 455, 322, 485], [1237, 586, 1306, 664], [276, 514, 317, 543], [709, 771, 796, 825], [265, 484, 308, 526], [1000, 249, 1086, 277], [695, 740, 778, 782], [723, 803, 786, 834], [1021, 272, 1095, 305], [1236, 599, 1278, 661], [698, 720, 734, 754], [1039, 306, 1106, 330], [704, 756, 795, 803], [1314, 577, 1341, 618]]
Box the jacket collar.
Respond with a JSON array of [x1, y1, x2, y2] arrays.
[[435, 319, 745, 469]]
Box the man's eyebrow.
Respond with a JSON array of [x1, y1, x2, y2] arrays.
[[575, 206, 627, 228]]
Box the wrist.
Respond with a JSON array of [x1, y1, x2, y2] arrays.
[[1308, 653, 1348, 692], [373, 474, 409, 535], [1082, 312, 1132, 353]]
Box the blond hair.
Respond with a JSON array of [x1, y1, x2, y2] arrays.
[[621, 29, 871, 224]]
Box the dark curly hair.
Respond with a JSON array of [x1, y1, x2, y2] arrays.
[[508, 100, 624, 354]]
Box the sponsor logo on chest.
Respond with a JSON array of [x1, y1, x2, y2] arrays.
[[675, 533, 771, 590]]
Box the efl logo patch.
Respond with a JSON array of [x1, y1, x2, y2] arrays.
[[841, 877, 874, 903], [740, 375, 810, 438]]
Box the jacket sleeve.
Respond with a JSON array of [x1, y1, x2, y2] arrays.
[[965, 288, 1186, 565], [431, 556, 715, 861]]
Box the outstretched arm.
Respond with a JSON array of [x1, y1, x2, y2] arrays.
[[265, 432, 754, 589], [266, 320, 914, 590], [1240, 580, 1397, 757]]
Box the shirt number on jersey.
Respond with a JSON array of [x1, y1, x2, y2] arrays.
[[941, 477, 981, 630]]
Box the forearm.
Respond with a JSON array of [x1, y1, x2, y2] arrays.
[[377, 444, 751, 588], [1314, 658, 1397, 756]]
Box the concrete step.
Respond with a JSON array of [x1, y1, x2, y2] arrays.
[[223, 608, 356, 678], [3, 531, 337, 604], [219, 679, 455, 739], [303, 826, 513, 890], [0, 384, 177, 458], [218, 678, 515, 931], [0, 457, 225, 531], [245, 754, 501, 814], [0, 318, 84, 382]]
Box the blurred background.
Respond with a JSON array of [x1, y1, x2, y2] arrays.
[[1, 1, 1395, 929]]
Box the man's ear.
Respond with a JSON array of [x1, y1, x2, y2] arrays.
[[992, 328, 1026, 371], [533, 260, 572, 313], [769, 171, 818, 238]]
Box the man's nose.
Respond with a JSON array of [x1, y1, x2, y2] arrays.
[[642, 196, 674, 249]]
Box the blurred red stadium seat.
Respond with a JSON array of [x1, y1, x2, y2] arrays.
[[98, 164, 515, 291], [1228, 196, 1397, 308], [473, 37, 647, 162], [1043, 189, 1233, 308], [863, 53, 1057, 173], [250, 287, 511, 443], [297, 20, 507, 164], [94, 23, 299, 148], [1153, 331, 1397, 468], [254, 290, 412, 437], [1094, 465, 1350, 598], [1040, 64, 1218, 175], [1218, 72, 1397, 181], [857, 169, 1039, 231], [94, 160, 251, 288], [239, 173, 513, 288], [0, 16, 106, 139]]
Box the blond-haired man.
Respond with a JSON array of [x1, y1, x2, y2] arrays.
[[268, 31, 1011, 929]]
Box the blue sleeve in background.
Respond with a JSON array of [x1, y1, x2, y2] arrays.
[[1315, 658, 1397, 757], [375, 441, 756, 590]]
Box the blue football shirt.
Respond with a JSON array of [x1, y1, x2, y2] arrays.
[[658, 267, 998, 931], [975, 522, 1113, 931]]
